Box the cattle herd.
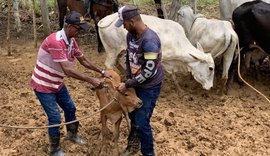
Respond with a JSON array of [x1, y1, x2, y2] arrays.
[[44, 0, 270, 154], [97, 0, 269, 94]]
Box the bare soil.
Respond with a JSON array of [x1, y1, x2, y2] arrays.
[[0, 3, 270, 156]]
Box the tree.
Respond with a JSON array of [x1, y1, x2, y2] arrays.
[[40, 0, 50, 36], [189, 0, 197, 14], [32, 0, 37, 48], [168, 0, 182, 21], [13, 0, 22, 33], [7, 0, 12, 56], [168, 0, 197, 21]]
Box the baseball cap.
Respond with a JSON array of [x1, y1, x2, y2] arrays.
[[65, 11, 90, 31], [115, 5, 140, 27]]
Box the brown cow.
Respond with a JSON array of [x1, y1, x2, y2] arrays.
[[95, 69, 142, 155]]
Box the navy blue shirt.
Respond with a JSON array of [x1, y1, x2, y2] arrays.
[[125, 27, 164, 88]]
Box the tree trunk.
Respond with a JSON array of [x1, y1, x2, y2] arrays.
[[189, 0, 197, 14], [13, 0, 22, 33], [168, 0, 182, 21], [32, 0, 37, 48], [7, 0, 12, 56], [40, 0, 51, 36]]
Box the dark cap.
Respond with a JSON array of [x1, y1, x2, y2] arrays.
[[115, 5, 140, 27], [65, 11, 90, 31]]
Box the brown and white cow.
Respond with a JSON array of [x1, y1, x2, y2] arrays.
[[95, 69, 142, 155]]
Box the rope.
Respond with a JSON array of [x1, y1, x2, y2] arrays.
[[236, 43, 270, 103], [0, 97, 117, 129]]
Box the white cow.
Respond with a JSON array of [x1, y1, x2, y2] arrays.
[[219, 0, 270, 20], [98, 13, 215, 90], [178, 6, 238, 94]]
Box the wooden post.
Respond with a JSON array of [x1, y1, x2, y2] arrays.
[[13, 0, 22, 33], [7, 0, 12, 56], [32, 0, 37, 48], [168, 0, 182, 21], [189, 0, 197, 14], [40, 0, 51, 36]]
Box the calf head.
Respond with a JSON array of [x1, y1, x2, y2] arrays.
[[98, 69, 142, 112]]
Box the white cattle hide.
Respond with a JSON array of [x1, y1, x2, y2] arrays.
[[98, 13, 215, 90], [178, 6, 238, 94], [219, 0, 270, 20]]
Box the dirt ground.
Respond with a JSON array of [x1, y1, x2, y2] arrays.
[[1, 3, 270, 156]]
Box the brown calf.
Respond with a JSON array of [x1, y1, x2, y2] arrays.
[[95, 69, 142, 155]]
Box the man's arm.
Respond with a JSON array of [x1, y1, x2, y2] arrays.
[[76, 55, 111, 78], [59, 61, 102, 88]]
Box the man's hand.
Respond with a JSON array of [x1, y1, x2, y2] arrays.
[[92, 78, 104, 89], [117, 82, 127, 94], [102, 70, 111, 79]]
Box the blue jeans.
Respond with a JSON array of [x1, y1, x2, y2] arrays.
[[34, 85, 77, 137], [128, 82, 162, 155]]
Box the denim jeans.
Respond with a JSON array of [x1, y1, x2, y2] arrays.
[[34, 85, 77, 137], [128, 82, 162, 155]]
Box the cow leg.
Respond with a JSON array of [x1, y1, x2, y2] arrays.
[[57, 0, 67, 29], [95, 22, 105, 53], [255, 62, 262, 81], [220, 36, 237, 95], [112, 117, 122, 156], [170, 72, 183, 95]]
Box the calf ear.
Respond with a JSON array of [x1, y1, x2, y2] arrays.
[[196, 42, 204, 52]]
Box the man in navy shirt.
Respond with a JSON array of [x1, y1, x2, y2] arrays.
[[116, 5, 164, 156]]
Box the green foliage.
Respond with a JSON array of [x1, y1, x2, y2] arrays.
[[197, 0, 218, 5], [125, 0, 218, 6], [19, 0, 55, 8]]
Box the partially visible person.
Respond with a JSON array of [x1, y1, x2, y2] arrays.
[[116, 5, 165, 156], [30, 11, 109, 156]]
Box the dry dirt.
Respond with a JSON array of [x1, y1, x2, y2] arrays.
[[1, 3, 270, 156]]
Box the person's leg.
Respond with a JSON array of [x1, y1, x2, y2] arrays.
[[56, 85, 85, 145], [34, 90, 64, 155], [134, 83, 162, 156], [84, 0, 91, 19]]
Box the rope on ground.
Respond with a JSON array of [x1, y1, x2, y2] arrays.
[[236, 43, 270, 103], [0, 97, 117, 129]]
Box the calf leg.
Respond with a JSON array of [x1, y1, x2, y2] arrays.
[[112, 118, 122, 156], [100, 112, 110, 140], [99, 112, 110, 155]]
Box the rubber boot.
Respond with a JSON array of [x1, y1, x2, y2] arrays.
[[48, 136, 65, 156], [121, 130, 141, 156], [65, 122, 86, 145]]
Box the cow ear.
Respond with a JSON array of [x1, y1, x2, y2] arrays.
[[196, 42, 204, 52], [178, 9, 184, 17]]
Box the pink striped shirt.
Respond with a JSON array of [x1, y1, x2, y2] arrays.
[[30, 29, 83, 93]]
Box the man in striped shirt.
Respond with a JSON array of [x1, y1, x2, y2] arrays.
[[30, 11, 108, 156]]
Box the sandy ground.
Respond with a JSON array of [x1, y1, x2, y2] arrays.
[[1, 3, 270, 156]]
